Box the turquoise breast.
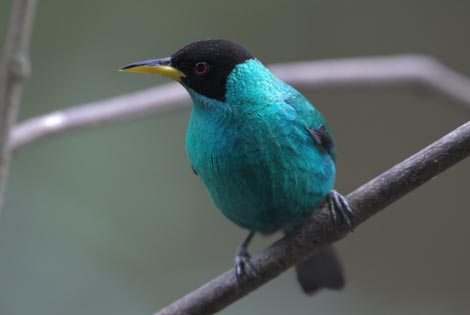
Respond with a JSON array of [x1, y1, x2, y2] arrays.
[[186, 60, 335, 233]]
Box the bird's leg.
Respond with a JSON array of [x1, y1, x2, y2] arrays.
[[328, 190, 355, 230], [235, 231, 258, 281]]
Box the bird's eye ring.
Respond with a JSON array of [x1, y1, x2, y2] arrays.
[[194, 62, 209, 76]]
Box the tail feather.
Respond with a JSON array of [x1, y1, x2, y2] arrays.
[[295, 246, 345, 295]]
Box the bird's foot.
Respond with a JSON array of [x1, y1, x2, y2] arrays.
[[234, 248, 258, 283], [234, 231, 258, 283], [328, 190, 354, 231]]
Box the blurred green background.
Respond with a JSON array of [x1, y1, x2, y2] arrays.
[[1, 1, 469, 314]]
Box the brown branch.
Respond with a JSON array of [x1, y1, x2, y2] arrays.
[[9, 55, 470, 151], [0, 0, 37, 211], [154, 121, 470, 315], [270, 55, 470, 105], [11, 83, 187, 150]]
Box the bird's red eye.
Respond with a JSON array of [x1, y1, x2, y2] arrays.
[[194, 62, 209, 75]]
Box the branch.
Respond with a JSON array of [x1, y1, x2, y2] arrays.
[[11, 83, 187, 150], [154, 121, 470, 315], [0, 0, 37, 209], [10, 55, 470, 151], [270, 55, 470, 104]]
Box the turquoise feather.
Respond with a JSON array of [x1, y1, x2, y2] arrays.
[[186, 59, 335, 233]]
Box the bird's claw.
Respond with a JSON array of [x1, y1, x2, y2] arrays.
[[235, 250, 258, 282], [328, 190, 354, 231]]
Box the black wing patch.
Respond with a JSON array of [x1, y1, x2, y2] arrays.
[[191, 166, 198, 176], [307, 125, 335, 160]]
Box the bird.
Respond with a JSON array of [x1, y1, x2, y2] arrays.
[[120, 39, 353, 295]]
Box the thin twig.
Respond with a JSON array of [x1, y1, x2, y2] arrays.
[[154, 121, 470, 315], [9, 55, 470, 151], [11, 83, 187, 150], [0, 0, 37, 210], [270, 55, 470, 105]]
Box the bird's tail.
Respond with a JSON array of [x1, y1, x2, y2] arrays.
[[294, 246, 345, 295]]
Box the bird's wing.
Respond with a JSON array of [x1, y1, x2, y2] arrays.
[[283, 87, 336, 160]]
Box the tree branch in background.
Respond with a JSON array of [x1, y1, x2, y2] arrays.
[[154, 121, 470, 315], [9, 55, 470, 152], [0, 0, 37, 212]]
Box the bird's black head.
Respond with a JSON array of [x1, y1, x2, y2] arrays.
[[120, 39, 254, 101], [171, 40, 254, 101]]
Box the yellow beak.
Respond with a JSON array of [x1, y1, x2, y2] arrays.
[[119, 57, 185, 81]]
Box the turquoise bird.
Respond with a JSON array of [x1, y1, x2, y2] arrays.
[[120, 39, 353, 294]]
